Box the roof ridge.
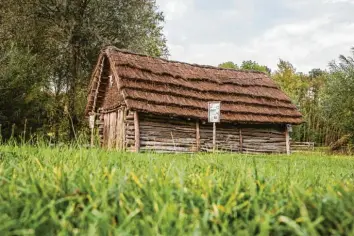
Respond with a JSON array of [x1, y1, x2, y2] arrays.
[[104, 46, 268, 75]]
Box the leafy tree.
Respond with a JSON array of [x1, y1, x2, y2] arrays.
[[0, 0, 167, 141], [240, 60, 271, 74], [218, 60, 270, 74], [0, 45, 51, 139], [324, 48, 354, 139], [218, 61, 239, 69]]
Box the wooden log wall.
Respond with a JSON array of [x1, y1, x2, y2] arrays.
[[138, 114, 197, 153], [101, 107, 126, 150], [200, 123, 241, 152], [241, 126, 286, 154], [199, 123, 286, 153], [125, 110, 136, 152], [100, 112, 287, 154]]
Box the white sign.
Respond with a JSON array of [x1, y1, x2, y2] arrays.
[[208, 102, 221, 123], [89, 115, 95, 129]]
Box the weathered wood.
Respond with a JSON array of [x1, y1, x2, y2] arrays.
[[108, 112, 116, 149], [116, 110, 121, 150], [122, 107, 126, 150], [285, 126, 290, 155], [196, 120, 200, 151], [101, 112, 288, 154], [134, 111, 140, 152], [104, 113, 110, 148], [239, 129, 243, 153], [138, 114, 196, 153]]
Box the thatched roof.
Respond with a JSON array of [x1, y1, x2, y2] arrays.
[[86, 47, 302, 124]]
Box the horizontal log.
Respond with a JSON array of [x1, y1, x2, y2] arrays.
[[140, 146, 193, 152], [141, 141, 195, 147]]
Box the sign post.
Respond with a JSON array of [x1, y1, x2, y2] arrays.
[[208, 101, 221, 152]]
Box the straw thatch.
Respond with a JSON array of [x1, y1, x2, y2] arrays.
[[86, 47, 302, 124]]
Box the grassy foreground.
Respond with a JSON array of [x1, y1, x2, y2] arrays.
[[1, 145, 354, 235]]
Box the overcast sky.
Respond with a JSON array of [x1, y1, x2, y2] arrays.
[[156, 0, 354, 72]]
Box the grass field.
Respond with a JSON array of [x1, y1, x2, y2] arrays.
[[1, 145, 354, 235]]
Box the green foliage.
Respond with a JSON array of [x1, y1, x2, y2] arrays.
[[272, 60, 306, 104], [240, 60, 271, 74], [324, 48, 354, 137], [0, 0, 167, 141], [218, 61, 239, 69], [1, 146, 354, 235], [0, 44, 51, 139], [218, 60, 270, 74]]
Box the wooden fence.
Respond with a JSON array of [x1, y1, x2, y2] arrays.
[[291, 142, 315, 152]]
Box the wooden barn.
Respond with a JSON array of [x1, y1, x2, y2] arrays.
[[85, 47, 302, 154]]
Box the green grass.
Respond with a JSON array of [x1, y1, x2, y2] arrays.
[[1, 145, 354, 235]]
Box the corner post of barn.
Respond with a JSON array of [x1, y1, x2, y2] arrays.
[[89, 112, 95, 147], [134, 111, 140, 152], [196, 120, 200, 151], [285, 124, 292, 155]]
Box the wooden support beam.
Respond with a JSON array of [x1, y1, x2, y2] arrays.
[[122, 107, 126, 151], [134, 111, 140, 152], [116, 110, 120, 151], [196, 120, 200, 151], [239, 128, 243, 153], [285, 126, 291, 155]]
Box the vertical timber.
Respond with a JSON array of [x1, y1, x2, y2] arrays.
[[134, 111, 140, 152], [239, 128, 243, 153], [285, 126, 291, 155], [196, 120, 200, 151]]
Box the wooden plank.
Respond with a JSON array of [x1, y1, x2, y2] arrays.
[[104, 113, 110, 148], [114, 112, 118, 149], [196, 120, 200, 152], [134, 111, 140, 152], [239, 129, 243, 153], [285, 126, 290, 155], [107, 112, 114, 149], [122, 107, 126, 150], [116, 110, 120, 151]]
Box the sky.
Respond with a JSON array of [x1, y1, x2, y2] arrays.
[[156, 0, 354, 72]]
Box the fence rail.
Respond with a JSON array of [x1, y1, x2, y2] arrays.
[[291, 142, 315, 152]]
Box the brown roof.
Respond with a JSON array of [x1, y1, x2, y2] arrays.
[[86, 47, 303, 124]]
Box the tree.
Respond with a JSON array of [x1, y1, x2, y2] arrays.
[[0, 45, 51, 139], [218, 60, 270, 74], [218, 61, 238, 69], [240, 60, 271, 74], [0, 0, 167, 141], [324, 48, 354, 139]]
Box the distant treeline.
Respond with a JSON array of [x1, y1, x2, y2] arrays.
[[219, 51, 354, 146]]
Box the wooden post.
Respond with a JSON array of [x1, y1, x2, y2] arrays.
[[116, 110, 120, 151], [285, 126, 290, 155], [122, 107, 126, 151], [213, 122, 216, 152], [89, 114, 95, 148], [239, 128, 243, 153], [196, 120, 200, 152], [134, 111, 140, 152]]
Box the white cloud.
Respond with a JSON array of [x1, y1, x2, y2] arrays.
[[325, 0, 354, 4], [158, 0, 193, 20], [157, 0, 354, 72]]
